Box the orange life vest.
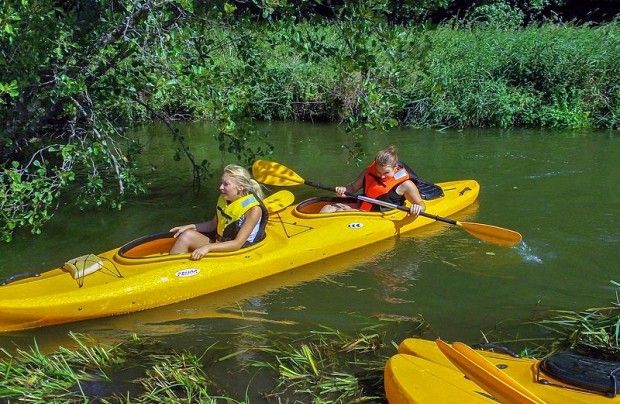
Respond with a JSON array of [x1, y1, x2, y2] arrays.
[[360, 161, 411, 211]]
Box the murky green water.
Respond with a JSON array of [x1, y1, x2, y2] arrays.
[[0, 122, 618, 355]]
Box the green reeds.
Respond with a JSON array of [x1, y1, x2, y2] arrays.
[[233, 327, 390, 402], [0, 333, 233, 403], [0, 327, 386, 402], [135, 352, 215, 403], [536, 280, 620, 355], [0, 333, 115, 402]]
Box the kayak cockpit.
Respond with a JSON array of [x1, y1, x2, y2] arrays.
[[117, 231, 176, 258], [295, 197, 358, 214], [114, 230, 266, 264], [539, 350, 620, 397], [293, 196, 404, 217]]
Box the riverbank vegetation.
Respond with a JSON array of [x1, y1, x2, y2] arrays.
[[535, 280, 620, 357], [1, 0, 619, 241], [0, 328, 400, 402], [1, 280, 618, 401]]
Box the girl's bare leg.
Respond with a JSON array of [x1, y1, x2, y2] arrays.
[[170, 230, 212, 254], [319, 203, 356, 213]]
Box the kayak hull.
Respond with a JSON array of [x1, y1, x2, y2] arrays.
[[0, 180, 478, 332], [385, 338, 619, 403], [385, 353, 495, 403]]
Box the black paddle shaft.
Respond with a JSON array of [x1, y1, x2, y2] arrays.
[[305, 180, 458, 225]]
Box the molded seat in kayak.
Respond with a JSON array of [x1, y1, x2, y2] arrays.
[[540, 351, 620, 397]]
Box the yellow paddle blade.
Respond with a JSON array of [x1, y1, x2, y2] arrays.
[[263, 190, 295, 214], [252, 160, 305, 186], [458, 221, 522, 246]]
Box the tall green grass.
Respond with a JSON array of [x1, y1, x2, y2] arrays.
[[417, 23, 620, 129], [536, 280, 620, 356], [142, 20, 620, 130]]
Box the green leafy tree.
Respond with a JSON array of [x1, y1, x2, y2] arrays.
[[1, 1, 176, 240], [0, 0, 262, 241]]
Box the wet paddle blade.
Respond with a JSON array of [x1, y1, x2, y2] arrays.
[[458, 221, 522, 246], [252, 160, 305, 186], [263, 190, 295, 214]]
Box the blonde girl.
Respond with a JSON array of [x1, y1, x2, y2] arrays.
[[169, 164, 267, 260]]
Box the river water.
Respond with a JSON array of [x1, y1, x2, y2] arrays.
[[0, 122, 618, 355]]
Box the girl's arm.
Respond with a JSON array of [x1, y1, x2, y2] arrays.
[[170, 216, 216, 238], [398, 180, 425, 216], [336, 170, 365, 197], [195, 217, 217, 234]]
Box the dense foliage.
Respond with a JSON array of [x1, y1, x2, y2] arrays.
[[171, 21, 619, 129], [226, 0, 619, 24], [1, 0, 619, 241], [0, 1, 270, 241]]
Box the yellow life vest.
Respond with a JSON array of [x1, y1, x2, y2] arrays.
[[215, 193, 261, 241]]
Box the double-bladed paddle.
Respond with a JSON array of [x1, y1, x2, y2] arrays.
[[252, 160, 522, 247]]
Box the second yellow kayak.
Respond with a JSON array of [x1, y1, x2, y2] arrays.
[[385, 338, 620, 403]]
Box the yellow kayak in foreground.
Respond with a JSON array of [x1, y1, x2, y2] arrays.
[[0, 180, 478, 332], [385, 338, 620, 403]]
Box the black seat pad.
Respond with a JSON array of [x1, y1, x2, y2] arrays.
[[540, 351, 620, 396]]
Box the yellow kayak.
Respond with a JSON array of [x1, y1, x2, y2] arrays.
[[385, 338, 620, 403], [0, 179, 478, 332]]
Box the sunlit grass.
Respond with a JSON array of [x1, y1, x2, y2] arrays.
[[536, 281, 620, 355], [232, 327, 394, 403], [0, 326, 397, 402], [135, 352, 215, 403], [0, 333, 114, 402], [0, 313, 428, 402], [0, 333, 231, 402]]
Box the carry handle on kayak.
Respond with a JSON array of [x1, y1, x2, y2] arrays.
[[1, 271, 41, 286]]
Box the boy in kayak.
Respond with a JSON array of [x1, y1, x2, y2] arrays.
[[169, 164, 268, 260], [320, 145, 425, 216]]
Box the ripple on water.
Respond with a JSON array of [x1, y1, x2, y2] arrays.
[[599, 232, 620, 243], [516, 241, 544, 264], [526, 169, 583, 179]]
